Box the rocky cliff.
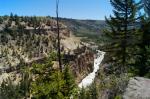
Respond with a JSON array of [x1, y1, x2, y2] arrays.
[[69, 47, 94, 83]]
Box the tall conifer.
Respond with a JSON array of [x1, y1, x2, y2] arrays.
[[101, 0, 138, 73]]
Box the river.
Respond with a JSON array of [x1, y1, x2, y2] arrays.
[[78, 50, 105, 88]]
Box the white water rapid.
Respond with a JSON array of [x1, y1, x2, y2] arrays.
[[78, 50, 105, 88]]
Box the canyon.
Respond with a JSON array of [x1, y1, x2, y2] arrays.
[[0, 16, 96, 84]]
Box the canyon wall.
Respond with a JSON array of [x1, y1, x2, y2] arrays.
[[0, 17, 95, 84]]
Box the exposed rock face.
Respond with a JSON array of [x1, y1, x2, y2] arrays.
[[69, 48, 94, 83], [123, 77, 150, 99]]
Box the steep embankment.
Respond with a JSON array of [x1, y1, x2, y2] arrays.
[[0, 16, 95, 84]]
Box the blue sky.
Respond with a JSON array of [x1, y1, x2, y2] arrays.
[[0, 0, 113, 20]]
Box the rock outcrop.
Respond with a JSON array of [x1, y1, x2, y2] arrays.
[[69, 48, 94, 83], [123, 77, 150, 99]]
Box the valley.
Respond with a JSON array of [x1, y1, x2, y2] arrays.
[[0, 9, 150, 98], [0, 16, 102, 85]]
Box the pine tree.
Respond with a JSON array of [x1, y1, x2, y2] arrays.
[[63, 65, 77, 98], [0, 16, 3, 24], [142, 0, 150, 17], [0, 73, 31, 99], [14, 14, 20, 25], [101, 0, 138, 74], [0, 77, 21, 99], [20, 67, 31, 98], [10, 13, 14, 22], [79, 87, 86, 99], [133, 16, 150, 76], [89, 82, 98, 99], [145, 46, 150, 78], [30, 57, 62, 99], [30, 52, 78, 99]]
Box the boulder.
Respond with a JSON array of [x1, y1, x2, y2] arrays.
[[123, 77, 150, 99]]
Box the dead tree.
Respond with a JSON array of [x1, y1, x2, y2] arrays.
[[56, 0, 62, 72]]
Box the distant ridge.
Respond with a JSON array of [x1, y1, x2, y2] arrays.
[[59, 18, 107, 36]]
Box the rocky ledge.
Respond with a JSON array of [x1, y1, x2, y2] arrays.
[[123, 77, 150, 99]]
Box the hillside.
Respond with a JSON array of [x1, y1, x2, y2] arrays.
[[59, 18, 107, 43], [0, 16, 95, 84], [0, 16, 69, 71], [60, 18, 106, 35]]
